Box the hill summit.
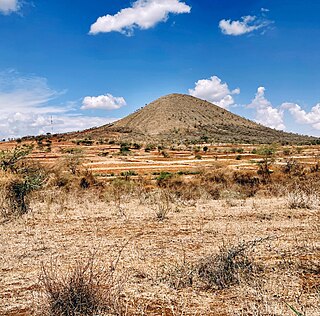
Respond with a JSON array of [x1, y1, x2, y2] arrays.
[[83, 94, 318, 144]]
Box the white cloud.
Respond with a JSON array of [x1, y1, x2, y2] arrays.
[[248, 87, 285, 130], [0, 70, 64, 115], [81, 94, 126, 110], [0, 113, 116, 139], [188, 75, 240, 109], [0, 0, 20, 14], [89, 0, 191, 35], [0, 71, 117, 139], [282, 102, 320, 130], [219, 14, 272, 36]]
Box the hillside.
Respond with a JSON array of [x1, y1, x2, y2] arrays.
[[78, 94, 318, 144]]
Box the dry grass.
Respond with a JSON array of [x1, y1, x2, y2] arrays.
[[0, 143, 319, 315], [287, 187, 319, 209], [0, 189, 318, 315], [37, 255, 126, 316]]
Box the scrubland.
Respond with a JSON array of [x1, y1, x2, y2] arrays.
[[0, 140, 319, 315]]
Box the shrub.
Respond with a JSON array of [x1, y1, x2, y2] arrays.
[[120, 170, 138, 177], [60, 148, 83, 155], [282, 159, 304, 175], [145, 144, 156, 152], [152, 190, 172, 221], [0, 145, 33, 173], [119, 143, 131, 155], [64, 154, 83, 175], [108, 178, 135, 213], [1, 163, 47, 217], [161, 150, 169, 158], [75, 139, 94, 146], [196, 239, 263, 290], [161, 259, 195, 290], [283, 148, 291, 156], [287, 188, 319, 209], [38, 257, 125, 316], [156, 172, 173, 186], [132, 143, 142, 150]]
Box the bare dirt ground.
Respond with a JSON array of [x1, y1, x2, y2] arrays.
[[0, 140, 319, 315]]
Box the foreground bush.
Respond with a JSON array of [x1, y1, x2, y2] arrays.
[[163, 238, 266, 291], [38, 257, 125, 316], [197, 241, 257, 290]]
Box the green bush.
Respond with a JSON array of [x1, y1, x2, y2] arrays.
[[0, 145, 33, 173], [119, 143, 131, 155]]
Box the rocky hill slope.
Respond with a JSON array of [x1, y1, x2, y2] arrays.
[[77, 94, 319, 144]]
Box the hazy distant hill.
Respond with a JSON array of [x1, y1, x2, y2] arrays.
[[76, 94, 319, 144]]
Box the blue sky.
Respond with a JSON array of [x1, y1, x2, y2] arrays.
[[0, 0, 320, 139]]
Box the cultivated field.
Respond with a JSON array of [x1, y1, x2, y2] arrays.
[[0, 138, 319, 315]]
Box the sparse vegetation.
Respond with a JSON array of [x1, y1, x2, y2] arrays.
[[1, 139, 320, 315]]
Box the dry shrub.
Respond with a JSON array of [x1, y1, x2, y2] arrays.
[[281, 159, 305, 177], [163, 239, 266, 291], [158, 176, 202, 201], [197, 242, 255, 290], [200, 168, 230, 185], [287, 187, 319, 209], [38, 257, 125, 316], [45, 163, 77, 189], [149, 189, 173, 220], [198, 238, 270, 291], [79, 171, 97, 190], [204, 183, 224, 200], [233, 171, 260, 197], [160, 258, 195, 290], [107, 178, 135, 207]]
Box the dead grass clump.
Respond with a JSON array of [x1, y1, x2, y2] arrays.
[[38, 257, 125, 316], [197, 244, 255, 290], [287, 188, 319, 209], [163, 239, 266, 292], [161, 258, 195, 290], [150, 189, 173, 220]]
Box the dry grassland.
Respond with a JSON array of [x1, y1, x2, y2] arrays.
[[0, 139, 319, 315]]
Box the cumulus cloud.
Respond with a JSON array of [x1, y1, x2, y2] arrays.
[[0, 71, 118, 139], [0, 0, 20, 14], [248, 87, 285, 130], [81, 94, 126, 110], [89, 0, 191, 35], [282, 102, 320, 130], [188, 75, 240, 109], [219, 14, 272, 36]]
